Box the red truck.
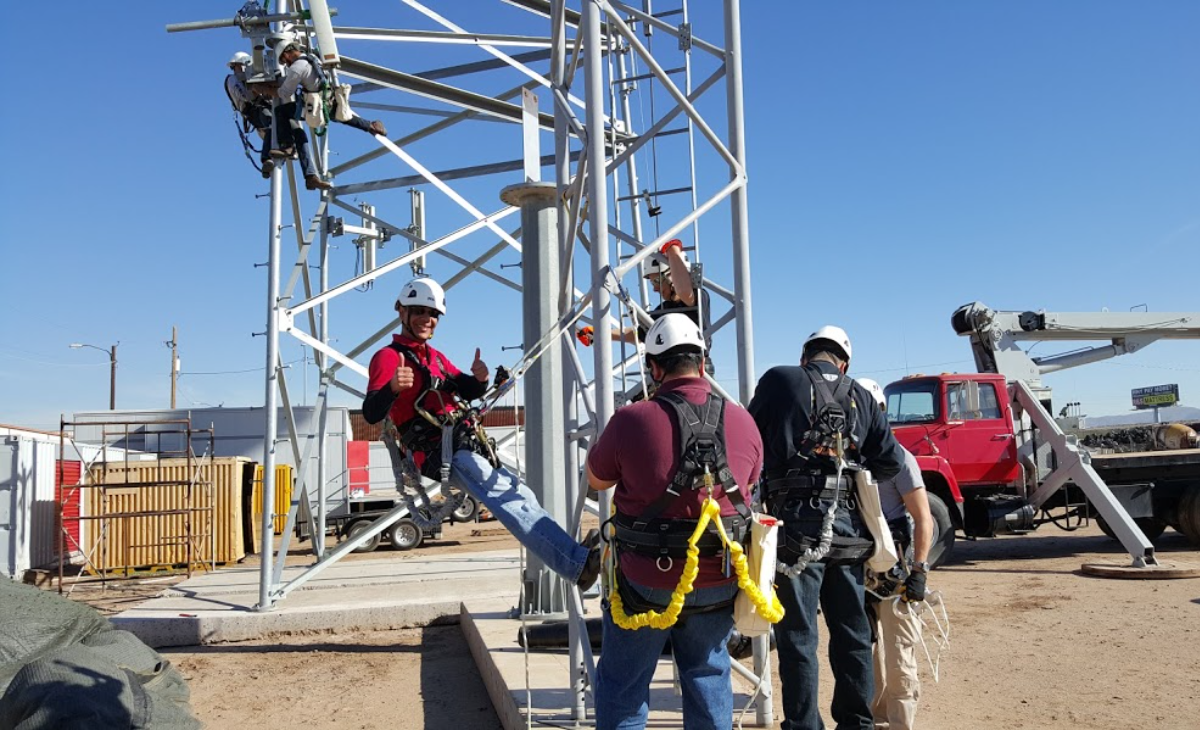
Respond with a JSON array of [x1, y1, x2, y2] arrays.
[[885, 371, 1200, 567]]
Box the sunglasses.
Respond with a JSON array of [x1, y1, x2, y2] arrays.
[[407, 306, 440, 318]]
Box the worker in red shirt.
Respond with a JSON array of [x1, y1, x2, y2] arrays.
[[363, 277, 600, 588], [586, 314, 764, 729]]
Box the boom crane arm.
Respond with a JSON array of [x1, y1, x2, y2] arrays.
[[952, 301, 1200, 387], [948, 301, 1200, 568]]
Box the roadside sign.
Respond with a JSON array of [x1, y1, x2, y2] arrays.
[[1131, 384, 1179, 409]]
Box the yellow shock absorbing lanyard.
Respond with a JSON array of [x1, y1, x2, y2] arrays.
[[609, 471, 785, 631]]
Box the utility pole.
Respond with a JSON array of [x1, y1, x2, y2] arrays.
[[168, 326, 179, 409], [109, 344, 118, 410]]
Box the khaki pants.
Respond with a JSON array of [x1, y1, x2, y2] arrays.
[[872, 599, 921, 729]]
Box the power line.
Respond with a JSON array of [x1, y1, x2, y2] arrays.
[[180, 357, 305, 377]]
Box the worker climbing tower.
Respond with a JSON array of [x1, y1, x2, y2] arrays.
[[170, 0, 765, 723]]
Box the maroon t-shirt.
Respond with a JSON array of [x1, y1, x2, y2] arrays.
[[587, 377, 763, 588]]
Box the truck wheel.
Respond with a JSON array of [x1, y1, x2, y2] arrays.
[[1177, 487, 1200, 546], [389, 518, 424, 551], [926, 492, 956, 568], [451, 494, 480, 523], [1096, 515, 1167, 542], [346, 519, 381, 553]]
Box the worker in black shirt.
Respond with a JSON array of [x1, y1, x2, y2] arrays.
[[748, 326, 905, 730], [576, 239, 714, 374]]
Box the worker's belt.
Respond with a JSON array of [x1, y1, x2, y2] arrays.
[[764, 472, 854, 503], [611, 511, 748, 559], [614, 570, 734, 617], [778, 531, 874, 568]]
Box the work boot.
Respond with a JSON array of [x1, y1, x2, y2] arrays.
[[369, 119, 388, 136], [305, 174, 333, 191], [260, 159, 274, 179], [576, 528, 602, 591]]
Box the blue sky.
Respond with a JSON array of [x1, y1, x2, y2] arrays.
[[2, 1, 1197, 431]]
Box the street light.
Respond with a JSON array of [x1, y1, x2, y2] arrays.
[[69, 342, 118, 410]]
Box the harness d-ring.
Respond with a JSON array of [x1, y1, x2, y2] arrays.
[[809, 495, 821, 510], [656, 556, 674, 572]]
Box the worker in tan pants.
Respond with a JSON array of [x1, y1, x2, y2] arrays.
[[859, 379, 934, 730]]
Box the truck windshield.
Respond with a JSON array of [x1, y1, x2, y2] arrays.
[[885, 382, 938, 424]]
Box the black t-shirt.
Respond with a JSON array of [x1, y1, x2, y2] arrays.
[[636, 289, 715, 373], [747, 360, 904, 481]]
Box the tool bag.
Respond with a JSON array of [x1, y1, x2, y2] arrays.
[[331, 83, 355, 122], [303, 90, 327, 129], [854, 469, 899, 574], [734, 512, 781, 637]]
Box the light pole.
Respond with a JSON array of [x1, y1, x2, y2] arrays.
[[70, 342, 118, 410]]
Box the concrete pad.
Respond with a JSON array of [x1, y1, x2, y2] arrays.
[[461, 595, 768, 729], [113, 549, 523, 647]]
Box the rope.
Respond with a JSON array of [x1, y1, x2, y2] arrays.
[[609, 494, 784, 631], [870, 590, 951, 683]]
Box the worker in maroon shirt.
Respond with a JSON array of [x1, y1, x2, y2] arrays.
[[363, 277, 600, 588], [587, 314, 764, 729]]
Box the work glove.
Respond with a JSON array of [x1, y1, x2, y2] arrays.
[[660, 238, 683, 254], [901, 569, 927, 603], [576, 326, 595, 347]]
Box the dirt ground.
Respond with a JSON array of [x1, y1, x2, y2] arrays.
[[135, 522, 1198, 728]]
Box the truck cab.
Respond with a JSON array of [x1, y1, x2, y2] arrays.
[[886, 373, 1021, 491]]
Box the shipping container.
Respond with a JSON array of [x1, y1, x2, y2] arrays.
[[55, 460, 83, 557], [74, 406, 352, 520], [251, 464, 294, 535], [81, 456, 250, 573], [0, 435, 57, 578]]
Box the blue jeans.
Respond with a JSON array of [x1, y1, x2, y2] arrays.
[[595, 581, 738, 730], [774, 503, 874, 730], [449, 450, 589, 583], [272, 101, 316, 177]]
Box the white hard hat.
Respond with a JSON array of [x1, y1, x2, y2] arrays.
[[857, 378, 886, 410], [644, 313, 705, 356], [228, 51, 252, 67], [803, 325, 853, 364], [397, 278, 447, 316], [645, 249, 690, 277]]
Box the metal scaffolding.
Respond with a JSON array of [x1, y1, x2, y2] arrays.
[[57, 417, 216, 591], [170, 0, 764, 723]]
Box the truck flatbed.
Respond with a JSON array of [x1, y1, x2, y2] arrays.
[[1089, 449, 1200, 482]]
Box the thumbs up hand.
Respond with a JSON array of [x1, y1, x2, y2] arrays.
[[471, 347, 489, 382], [391, 362, 415, 394]]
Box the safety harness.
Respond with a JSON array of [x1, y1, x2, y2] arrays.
[[612, 393, 750, 561], [380, 343, 502, 530], [769, 365, 876, 575], [608, 392, 783, 630]]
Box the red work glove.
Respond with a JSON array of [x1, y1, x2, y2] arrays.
[[576, 326, 595, 347], [660, 238, 683, 255]]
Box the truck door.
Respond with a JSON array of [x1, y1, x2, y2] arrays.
[[942, 380, 1021, 486]]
